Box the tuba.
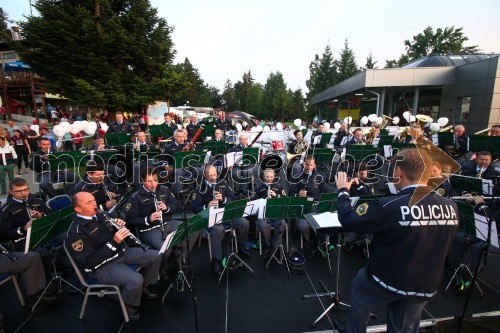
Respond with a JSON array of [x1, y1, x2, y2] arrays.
[[366, 115, 393, 143]]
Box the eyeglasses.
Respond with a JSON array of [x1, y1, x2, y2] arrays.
[[13, 188, 30, 193]]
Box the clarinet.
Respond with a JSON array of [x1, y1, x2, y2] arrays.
[[96, 209, 150, 252], [153, 193, 166, 240], [0, 243, 18, 262], [213, 185, 219, 208], [23, 200, 39, 220]]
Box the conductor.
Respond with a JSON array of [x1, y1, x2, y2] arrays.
[[334, 148, 458, 333]]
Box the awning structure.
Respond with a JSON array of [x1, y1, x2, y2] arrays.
[[10, 99, 27, 106], [3, 61, 31, 72]]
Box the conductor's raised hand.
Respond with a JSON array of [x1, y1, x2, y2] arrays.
[[335, 171, 353, 191]]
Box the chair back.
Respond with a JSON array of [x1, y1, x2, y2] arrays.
[[63, 240, 93, 287], [47, 194, 72, 212]]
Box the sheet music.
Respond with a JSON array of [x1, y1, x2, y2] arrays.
[[204, 151, 212, 164], [482, 179, 493, 195], [313, 135, 321, 145], [208, 206, 224, 228], [243, 199, 266, 219], [383, 145, 392, 158], [313, 212, 342, 228], [372, 138, 380, 146], [474, 213, 499, 248], [24, 226, 31, 254], [225, 152, 237, 168], [159, 230, 176, 254], [431, 134, 439, 145], [234, 151, 244, 166]]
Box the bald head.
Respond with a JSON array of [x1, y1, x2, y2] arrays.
[[72, 191, 98, 216]]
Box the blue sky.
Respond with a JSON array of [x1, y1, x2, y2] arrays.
[[3, 0, 500, 93]]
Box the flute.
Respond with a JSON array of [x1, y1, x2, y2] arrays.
[[450, 196, 494, 200], [96, 209, 150, 252]]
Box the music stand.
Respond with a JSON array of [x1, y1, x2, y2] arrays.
[[215, 199, 254, 285], [443, 201, 484, 297], [26, 206, 80, 312], [105, 133, 132, 147], [449, 174, 492, 197], [202, 141, 227, 154]]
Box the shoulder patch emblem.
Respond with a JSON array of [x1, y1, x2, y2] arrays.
[[437, 188, 445, 196], [72, 239, 84, 252], [356, 203, 369, 216], [125, 203, 132, 211]]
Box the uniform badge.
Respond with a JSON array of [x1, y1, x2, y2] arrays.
[[72, 240, 84, 252], [356, 203, 369, 216], [437, 188, 445, 196], [124, 203, 132, 211], [191, 193, 196, 200], [282, 189, 286, 196]]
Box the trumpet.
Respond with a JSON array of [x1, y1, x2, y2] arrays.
[[153, 193, 166, 240], [0, 243, 19, 262], [96, 209, 150, 252]]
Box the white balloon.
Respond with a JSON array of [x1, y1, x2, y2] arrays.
[[250, 126, 257, 132], [52, 125, 66, 137], [376, 117, 383, 125], [344, 116, 352, 125], [60, 121, 71, 132], [235, 123, 243, 132], [263, 125, 271, 132], [430, 123, 440, 132], [409, 115, 416, 122], [368, 114, 377, 122], [56, 141, 63, 149], [293, 119, 302, 127], [403, 111, 411, 122], [80, 121, 90, 131], [334, 122, 341, 130], [99, 122, 109, 132], [360, 116, 369, 125], [276, 122, 283, 131], [85, 122, 98, 135], [324, 122, 331, 130], [69, 124, 80, 134], [299, 125, 305, 130], [437, 117, 449, 127], [256, 126, 263, 132], [392, 116, 400, 125]]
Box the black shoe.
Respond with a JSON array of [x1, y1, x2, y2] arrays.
[[238, 246, 252, 259], [125, 305, 141, 320], [211, 259, 223, 276], [142, 286, 158, 300], [333, 317, 346, 333]]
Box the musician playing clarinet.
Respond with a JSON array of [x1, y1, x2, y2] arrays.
[[71, 163, 120, 211], [124, 168, 198, 280], [66, 191, 161, 320], [0, 178, 52, 252], [191, 165, 251, 276], [254, 168, 286, 259]]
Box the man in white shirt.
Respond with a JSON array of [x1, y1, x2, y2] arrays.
[[0, 136, 17, 195]]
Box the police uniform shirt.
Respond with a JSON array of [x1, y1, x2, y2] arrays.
[[348, 137, 366, 145], [185, 123, 200, 141], [191, 180, 234, 213], [72, 175, 119, 210], [160, 141, 187, 165], [336, 185, 458, 297], [461, 162, 497, 179], [287, 140, 299, 154], [333, 130, 348, 147], [215, 118, 236, 131], [0, 194, 52, 244], [66, 214, 125, 273], [254, 183, 286, 199], [106, 120, 136, 135], [427, 177, 451, 197], [124, 185, 179, 232], [349, 180, 374, 197], [288, 172, 328, 201], [164, 121, 178, 131]]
